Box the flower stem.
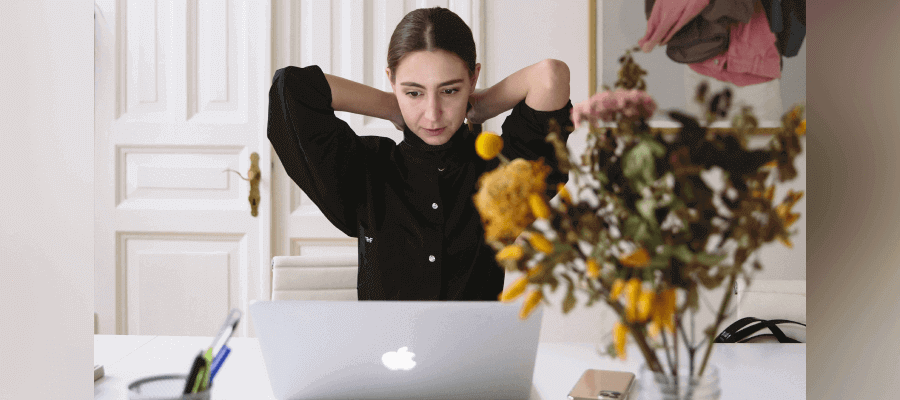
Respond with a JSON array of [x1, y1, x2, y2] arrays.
[[698, 272, 738, 377]]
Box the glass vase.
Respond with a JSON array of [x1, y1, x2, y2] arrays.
[[631, 363, 721, 400]]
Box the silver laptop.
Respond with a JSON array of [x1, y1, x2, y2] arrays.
[[249, 300, 544, 400]]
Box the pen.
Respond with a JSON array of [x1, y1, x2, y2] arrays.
[[208, 345, 232, 384], [210, 309, 241, 359]]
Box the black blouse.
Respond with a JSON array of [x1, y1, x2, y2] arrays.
[[267, 65, 574, 301]]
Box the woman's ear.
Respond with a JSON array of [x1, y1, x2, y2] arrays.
[[470, 63, 481, 91], [385, 67, 394, 91]]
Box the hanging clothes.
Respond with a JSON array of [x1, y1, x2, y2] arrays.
[[640, 0, 755, 64], [759, 0, 806, 58], [687, 0, 781, 87]]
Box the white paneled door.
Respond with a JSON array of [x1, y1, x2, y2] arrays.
[[95, 0, 270, 337], [270, 0, 484, 258]]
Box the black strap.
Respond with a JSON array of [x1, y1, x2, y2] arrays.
[[715, 317, 805, 343]]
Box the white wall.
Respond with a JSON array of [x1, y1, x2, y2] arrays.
[[0, 1, 94, 399]]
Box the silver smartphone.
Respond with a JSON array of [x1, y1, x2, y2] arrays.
[[567, 369, 636, 400]]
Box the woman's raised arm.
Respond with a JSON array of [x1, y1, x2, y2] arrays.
[[467, 59, 570, 124], [324, 73, 405, 129]]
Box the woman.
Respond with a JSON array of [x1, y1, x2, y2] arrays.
[[268, 7, 574, 300]]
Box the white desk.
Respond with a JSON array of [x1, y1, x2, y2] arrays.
[[95, 335, 805, 399]]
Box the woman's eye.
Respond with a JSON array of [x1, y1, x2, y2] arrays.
[[405, 91, 421, 97], [443, 89, 459, 95]]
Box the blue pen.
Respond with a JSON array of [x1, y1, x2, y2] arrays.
[[208, 345, 231, 384]]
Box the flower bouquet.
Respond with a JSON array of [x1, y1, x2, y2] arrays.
[[472, 47, 805, 399]]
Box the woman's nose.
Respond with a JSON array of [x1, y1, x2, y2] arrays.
[[424, 94, 441, 121]]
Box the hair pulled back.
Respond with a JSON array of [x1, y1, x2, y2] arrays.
[[387, 7, 477, 83]]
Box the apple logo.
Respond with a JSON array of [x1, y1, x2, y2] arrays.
[[381, 346, 416, 371]]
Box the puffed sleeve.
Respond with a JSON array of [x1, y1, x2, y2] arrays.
[[267, 65, 364, 237], [500, 98, 575, 195]]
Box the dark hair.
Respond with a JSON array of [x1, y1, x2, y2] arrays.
[[387, 7, 477, 83]]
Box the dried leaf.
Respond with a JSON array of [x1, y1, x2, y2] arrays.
[[562, 283, 577, 314]]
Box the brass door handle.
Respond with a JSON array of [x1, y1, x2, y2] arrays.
[[223, 152, 261, 217]]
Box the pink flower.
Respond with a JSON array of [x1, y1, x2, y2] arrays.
[[572, 89, 658, 127], [612, 88, 628, 110], [640, 95, 657, 119]]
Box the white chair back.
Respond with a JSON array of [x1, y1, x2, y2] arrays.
[[271, 255, 358, 301]]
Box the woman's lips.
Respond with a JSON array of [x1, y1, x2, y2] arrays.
[[424, 127, 445, 136]]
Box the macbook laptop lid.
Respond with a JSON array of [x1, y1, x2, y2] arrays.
[[249, 300, 544, 400]]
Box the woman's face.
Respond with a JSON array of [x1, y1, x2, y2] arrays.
[[387, 50, 480, 146]]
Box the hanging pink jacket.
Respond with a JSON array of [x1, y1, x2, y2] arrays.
[[639, 0, 781, 87]]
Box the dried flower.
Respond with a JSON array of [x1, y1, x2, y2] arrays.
[[619, 248, 651, 268], [775, 190, 804, 247], [500, 276, 529, 302], [474, 48, 804, 380], [653, 289, 676, 333], [636, 291, 654, 322], [473, 158, 551, 242], [571, 88, 657, 127], [528, 194, 551, 219], [520, 290, 543, 320], [586, 259, 601, 279], [624, 278, 642, 322], [528, 233, 555, 254], [610, 278, 625, 301], [613, 321, 628, 360], [495, 245, 524, 261], [475, 131, 504, 160]]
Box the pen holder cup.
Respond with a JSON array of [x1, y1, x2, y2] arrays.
[[127, 374, 212, 400]]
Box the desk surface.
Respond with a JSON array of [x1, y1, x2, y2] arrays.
[[95, 335, 805, 399]]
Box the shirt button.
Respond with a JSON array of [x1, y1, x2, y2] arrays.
[[429, 255, 436, 262], [432, 203, 438, 209], [714, 59, 719, 65]]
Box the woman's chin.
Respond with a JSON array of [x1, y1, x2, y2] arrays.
[[422, 136, 450, 146]]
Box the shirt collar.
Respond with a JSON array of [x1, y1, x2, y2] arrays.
[[401, 123, 472, 155]]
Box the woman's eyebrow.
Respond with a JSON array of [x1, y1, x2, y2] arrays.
[[400, 79, 464, 88]]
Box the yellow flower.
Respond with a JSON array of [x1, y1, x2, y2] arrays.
[[775, 190, 804, 247], [586, 259, 601, 279], [751, 185, 775, 201], [475, 131, 504, 160], [624, 278, 642, 322], [620, 248, 651, 268], [647, 321, 661, 338], [495, 245, 524, 261], [473, 159, 552, 242], [788, 107, 801, 123], [613, 321, 628, 360], [529, 233, 554, 254], [653, 289, 676, 333], [610, 278, 625, 301], [528, 194, 551, 219], [520, 290, 543, 320], [785, 190, 804, 207], [557, 183, 572, 204], [499, 276, 529, 302], [795, 119, 806, 136], [636, 290, 654, 322], [779, 236, 794, 249]]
